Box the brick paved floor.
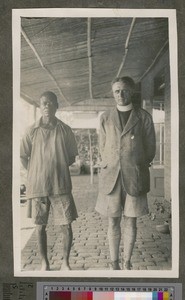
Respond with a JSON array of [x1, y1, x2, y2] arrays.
[[21, 175, 172, 271]]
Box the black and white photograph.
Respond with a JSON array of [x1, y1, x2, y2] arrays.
[[12, 8, 179, 278]]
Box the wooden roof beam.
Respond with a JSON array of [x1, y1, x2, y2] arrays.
[[87, 18, 93, 99], [138, 40, 169, 82], [21, 92, 39, 107], [116, 18, 136, 78], [21, 27, 70, 106]]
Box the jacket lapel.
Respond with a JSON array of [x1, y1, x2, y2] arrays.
[[111, 106, 141, 134], [110, 107, 122, 132], [122, 108, 140, 136]]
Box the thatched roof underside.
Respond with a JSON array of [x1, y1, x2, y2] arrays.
[[21, 17, 169, 110]]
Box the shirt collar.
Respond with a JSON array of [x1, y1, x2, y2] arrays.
[[33, 116, 59, 128], [117, 103, 133, 112]]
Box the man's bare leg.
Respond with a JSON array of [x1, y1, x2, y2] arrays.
[[36, 225, 50, 271], [60, 224, 73, 270], [123, 216, 137, 270], [108, 217, 121, 270]]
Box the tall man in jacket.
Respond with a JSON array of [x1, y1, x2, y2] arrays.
[[20, 91, 78, 271], [95, 77, 156, 270]]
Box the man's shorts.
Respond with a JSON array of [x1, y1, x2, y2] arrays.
[[27, 193, 78, 225], [95, 174, 149, 218]]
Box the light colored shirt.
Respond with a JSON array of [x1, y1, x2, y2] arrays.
[[20, 117, 78, 199]]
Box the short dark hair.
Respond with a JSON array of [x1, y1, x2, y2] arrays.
[[40, 91, 58, 108], [111, 76, 135, 90]]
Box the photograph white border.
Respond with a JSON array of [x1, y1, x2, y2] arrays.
[[12, 8, 179, 278]]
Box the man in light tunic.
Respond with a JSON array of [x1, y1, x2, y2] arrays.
[[20, 91, 78, 271], [95, 77, 156, 270]]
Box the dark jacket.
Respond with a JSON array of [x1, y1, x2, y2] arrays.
[[98, 106, 156, 196]]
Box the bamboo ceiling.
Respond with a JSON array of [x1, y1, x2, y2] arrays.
[[21, 17, 169, 110]]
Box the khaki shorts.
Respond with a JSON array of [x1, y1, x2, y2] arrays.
[[27, 194, 78, 225], [95, 174, 149, 218]]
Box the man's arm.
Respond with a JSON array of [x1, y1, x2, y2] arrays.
[[143, 114, 156, 164], [20, 131, 32, 170], [99, 114, 106, 158], [66, 129, 78, 166], [68, 156, 76, 166], [20, 156, 29, 170]]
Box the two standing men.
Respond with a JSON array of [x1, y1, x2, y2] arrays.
[[20, 76, 156, 271]]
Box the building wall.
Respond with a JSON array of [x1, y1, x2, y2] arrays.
[[57, 111, 101, 129], [20, 97, 40, 137], [141, 50, 171, 201]]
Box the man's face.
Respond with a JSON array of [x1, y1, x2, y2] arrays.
[[40, 96, 57, 118], [112, 81, 133, 106]]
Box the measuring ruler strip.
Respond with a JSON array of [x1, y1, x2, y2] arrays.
[[37, 283, 181, 300]]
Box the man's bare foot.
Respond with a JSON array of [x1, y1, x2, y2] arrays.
[[123, 260, 131, 270], [109, 260, 121, 270], [41, 260, 50, 271], [60, 261, 71, 270]]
